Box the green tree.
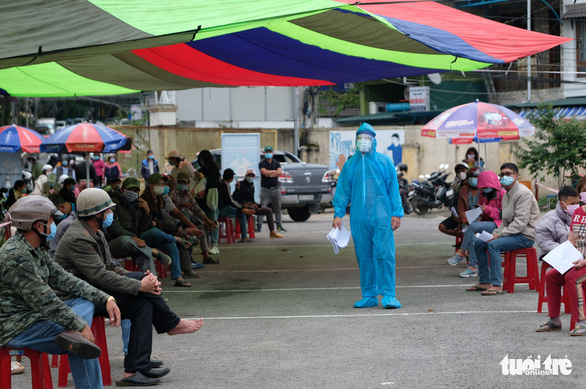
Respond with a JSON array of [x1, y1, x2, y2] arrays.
[[514, 106, 586, 187]]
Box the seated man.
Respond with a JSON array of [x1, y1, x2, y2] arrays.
[[171, 171, 218, 263], [0, 196, 121, 389], [468, 163, 540, 295], [40, 172, 61, 196], [106, 177, 171, 273], [535, 186, 579, 259], [59, 177, 77, 205], [54, 188, 204, 386], [103, 176, 122, 195], [233, 169, 283, 239], [48, 195, 77, 258], [219, 169, 255, 242]]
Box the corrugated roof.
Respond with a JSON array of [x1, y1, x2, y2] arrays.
[[563, 4, 586, 19], [507, 96, 586, 108]]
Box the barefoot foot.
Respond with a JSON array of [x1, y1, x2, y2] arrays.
[[167, 319, 204, 335]]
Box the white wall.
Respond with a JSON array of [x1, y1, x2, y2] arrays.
[[176, 87, 296, 128], [562, 0, 586, 97]]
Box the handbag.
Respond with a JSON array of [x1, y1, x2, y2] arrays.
[[206, 187, 219, 211]]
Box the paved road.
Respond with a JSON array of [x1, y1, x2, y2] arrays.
[[12, 209, 583, 388]]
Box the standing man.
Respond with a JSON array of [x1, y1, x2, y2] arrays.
[[28, 153, 44, 181], [0, 196, 121, 389], [469, 163, 540, 295], [141, 150, 159, 182], [332, 123, 404, 309], [258, 146, 286, 232]]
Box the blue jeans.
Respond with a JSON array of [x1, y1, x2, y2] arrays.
[[205, 209, 220, 244], [475, 234, 535, 286], [141, 227, 181, 280], [219, 206, 247, 239], [461, 221, 497, 268], [5, 298, 102, 389]]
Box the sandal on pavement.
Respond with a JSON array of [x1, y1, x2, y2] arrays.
[[570, 324, 586, 336], [173, 278, 191, 287], [535, 321, 562, 332], [203, 257, 219, 264], [183, 269, 201, 278], [466, 285, 488, 292], [481, 289, 504, 296], [178, 238, 193, 250]]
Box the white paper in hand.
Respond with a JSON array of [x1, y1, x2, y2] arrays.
[[465, 207, 482, 224], [474, 231, 494, 242], [327, 221, 351, 255], [543, 241, 583, 275]]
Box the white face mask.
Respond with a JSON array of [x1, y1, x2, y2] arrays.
[[356, 134, 374, 153], [458, 172, 467, 180], [467, 153, 475, 160]]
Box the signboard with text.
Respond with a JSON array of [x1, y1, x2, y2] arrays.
[[409, 86, 430, 111]]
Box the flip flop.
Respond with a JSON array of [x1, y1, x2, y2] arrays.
[[481, 289, 504, 296], [173, 278, 191, 287], [535, 321, 562, 332], [466, 285, 488, 292], [570, 324, 586, 336]]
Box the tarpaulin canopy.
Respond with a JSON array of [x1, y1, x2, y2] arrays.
[[0, 0, 571, 97]]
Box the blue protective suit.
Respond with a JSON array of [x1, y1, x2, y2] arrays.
[[333, 123, 404, 308]]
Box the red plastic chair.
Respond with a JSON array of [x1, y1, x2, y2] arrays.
[[218, 217, 234, 244], [58, 317, 111, 387], [537, 262, 571, 314], [0, 347, 53, 389], [503, 247, 539, 293], [234, 216, 256, 240]]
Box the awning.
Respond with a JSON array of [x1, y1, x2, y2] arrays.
[[563, 4, 586, 19], [519, 106, 586, 119]]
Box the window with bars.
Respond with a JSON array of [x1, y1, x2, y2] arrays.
[[577, 20, 586, 77]]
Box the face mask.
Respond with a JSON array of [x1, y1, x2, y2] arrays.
[[102, 212, 114, 228], [62, 160, 68, 166], [467, 153, 475, 160], [93, 156, 100, 160], [69, 185, 75, 192], [124, 190, 139, 202], [565, 203, 580, 217], [356, 139, 372, 153], [148, 155, 154, 160], [265, 153, 273, 160], [176, 184, 188, 192], [56, 213, 67, 221], [246, 177, 253, 183], [39, 222, 57, 242], [162, 186, 170, 196], [49, 182, 56, 188], [109, 158, 116, 163], [580, 192, 586, 204], [468, 178, 478, 188], [153, 186, 165, 196], [482, 187, 493, 193], [500, 175, 515, 187], [458, 172, 467, 180]]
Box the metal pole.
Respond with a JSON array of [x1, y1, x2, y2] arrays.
[[527, 0, 531, 102], [293, 87, 300, 156]]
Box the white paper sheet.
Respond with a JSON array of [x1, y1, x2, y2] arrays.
[[465, 207, 482, 224], [327, 222, 351, 255], [474, 230, 494, 242], [543, 241, 584, 275]]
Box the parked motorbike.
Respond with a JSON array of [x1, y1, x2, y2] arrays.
[[410, 164, 454, 215]]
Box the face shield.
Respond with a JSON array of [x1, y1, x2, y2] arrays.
[[356, 134, 374, 154]]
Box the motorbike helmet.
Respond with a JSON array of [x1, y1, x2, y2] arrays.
[[8, 196, 63, 230], [397, 163, 408, 173], [454, 162, 469, 173], [77, 188, 116, 217]]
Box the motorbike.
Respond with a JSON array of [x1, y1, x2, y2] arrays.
[[410, 164, 455, 215], [397, 169, 413, 214]]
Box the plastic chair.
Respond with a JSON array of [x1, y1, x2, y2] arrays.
[[218, 217, 234, 244], [234, 216, 256, 240], [58, 317, 111, 387], [503, 247, 539, 293], [537, 262, 571, 314], [0, 347, 53, 389]]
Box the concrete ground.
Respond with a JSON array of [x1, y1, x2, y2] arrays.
[[11, 209, 584, 388]]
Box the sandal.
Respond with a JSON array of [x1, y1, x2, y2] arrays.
[[173, 278, 192, 287], [183, 269, 202, 278], [481, 289, 504, 296], [535, 321, 562, 332], [570, 324, 586, 336], [203, 257, 219, 264], [178, 238, 193, 250], [466, 285, 488, 292]]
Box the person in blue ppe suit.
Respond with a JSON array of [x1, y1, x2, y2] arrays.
[[332, 123, 404, 308]]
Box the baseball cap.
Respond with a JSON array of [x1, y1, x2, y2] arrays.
[[264, 146, 273, 152]]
